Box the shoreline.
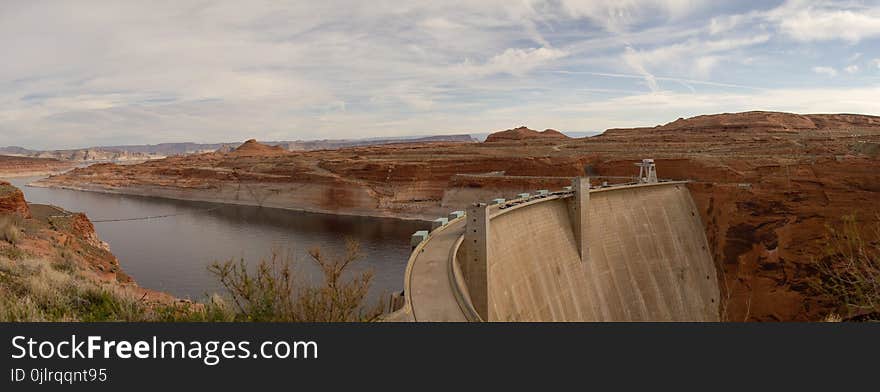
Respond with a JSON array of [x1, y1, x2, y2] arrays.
[[18, 178, 426, 308], [0, 159, 157, 180], [30, 180, 436, 223], [0, 169, 73, 179]]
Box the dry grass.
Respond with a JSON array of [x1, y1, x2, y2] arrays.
[[0, 214, 22, 245], [823, 313, 843, 322], [0, 257, 146, 321], [811, 215, 880, 321], [0, 256, 219, 322]]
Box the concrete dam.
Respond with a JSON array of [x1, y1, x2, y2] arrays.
[[387, 176, 720, 322]]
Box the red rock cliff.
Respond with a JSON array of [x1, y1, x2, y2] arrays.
[[0, 181, 30, 218]]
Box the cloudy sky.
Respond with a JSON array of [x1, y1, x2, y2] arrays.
[[2, 0, 880, 149]]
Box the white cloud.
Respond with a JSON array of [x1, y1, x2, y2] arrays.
[[708, 14, 745, 35], [766, 1, 880, 42], [845, 65, 859, 74], [458, 47, 568, 77], [556, 0, 709, 32], [694, 56, 721, 78], [812, 66, 838, 77]]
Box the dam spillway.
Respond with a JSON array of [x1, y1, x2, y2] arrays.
[[388, 180, 720, 322]]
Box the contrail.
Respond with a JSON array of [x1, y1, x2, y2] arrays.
[[553, 70, 764, 91]]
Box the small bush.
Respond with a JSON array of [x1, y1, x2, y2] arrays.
[[298, 240, 384, 322], [811, 215, 880, 321], [208, 252, 296, 321], [208, 239, 384, 322]]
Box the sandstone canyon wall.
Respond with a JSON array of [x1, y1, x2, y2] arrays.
[[35, 112, 880, 320]]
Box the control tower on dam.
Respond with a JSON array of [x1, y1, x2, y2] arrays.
[[387, 175, 720, 322]]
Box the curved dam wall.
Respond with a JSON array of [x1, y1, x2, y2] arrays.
[[467, 182, 719, 321], [483, 197, 590, 321], [585, 183, 718, 321], [444, 182, 719, 321], [389, 180, 720, 322]]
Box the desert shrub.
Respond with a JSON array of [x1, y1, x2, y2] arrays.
[[208, 252, 296, 321], [298, 240, 384, 322], [208, 239, 384, 322], [0, 214, 22, 245], [811, 215, 879, 321]]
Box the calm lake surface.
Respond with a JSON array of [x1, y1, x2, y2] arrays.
[[6, 176, 427, 302]]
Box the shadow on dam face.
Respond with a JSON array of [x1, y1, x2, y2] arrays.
[[394, 181, 720, 322]]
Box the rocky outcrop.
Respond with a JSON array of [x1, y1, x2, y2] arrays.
[[0, 181, 30, 217], [229, 139, 288, 157], [484, 127, 570, 142]]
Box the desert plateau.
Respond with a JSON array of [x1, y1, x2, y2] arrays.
[[18, 111, 877, 321]]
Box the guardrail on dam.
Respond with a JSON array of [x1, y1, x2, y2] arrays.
[[386, 177, 720, 322]]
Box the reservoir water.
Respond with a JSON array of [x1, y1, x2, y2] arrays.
[[6, 177, 427, 303]]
